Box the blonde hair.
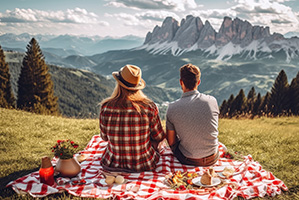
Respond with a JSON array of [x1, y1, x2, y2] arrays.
[[100, 83, 152, 112]]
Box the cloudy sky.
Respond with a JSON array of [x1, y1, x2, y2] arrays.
[[0, 0, 298, 38]]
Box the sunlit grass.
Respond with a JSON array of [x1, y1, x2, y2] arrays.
[[218, 117, 299, 199], [0, 108, 298, 199]]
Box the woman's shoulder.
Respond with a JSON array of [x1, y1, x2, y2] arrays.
[[138, 100, 158, 112]]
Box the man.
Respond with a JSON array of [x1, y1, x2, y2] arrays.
[[166, 63, 219, 166]]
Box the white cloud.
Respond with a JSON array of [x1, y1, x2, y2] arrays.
[[0, 8, 110, 36], [0, 8, 108, 25], [107, 0, 199, 11], [136, 10, 180, 21], [106, 10, 180, 27], [187, 0, 299, 33], [230, 0, 298, 33]]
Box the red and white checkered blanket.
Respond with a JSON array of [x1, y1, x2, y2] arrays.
[[7, 135, 288, 199]]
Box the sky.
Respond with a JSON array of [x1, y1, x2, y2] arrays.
[[0, 0, 298, 38]]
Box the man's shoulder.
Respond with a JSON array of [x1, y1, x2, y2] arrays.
[[168, 98, 181, 108], [200, 93, 218, 103]]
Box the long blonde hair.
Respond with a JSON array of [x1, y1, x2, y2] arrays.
[[100, 83, 152, 112]]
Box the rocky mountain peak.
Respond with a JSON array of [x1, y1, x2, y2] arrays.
[[173, 15, 204, 48], [216, 16, 258, 46], [141, 15, 298, 60], [144, 15, 284, 48], [144, 17, 179, 45], [197, 20, 216, 48]]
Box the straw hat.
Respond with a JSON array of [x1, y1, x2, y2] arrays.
[[41, 156, 52, 168], [112, 64, 146, 90]]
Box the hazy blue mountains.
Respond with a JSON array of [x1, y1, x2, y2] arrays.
[[2, 15, 299, 108]]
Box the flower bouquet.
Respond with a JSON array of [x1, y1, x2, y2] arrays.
[[51, 139, 81, 177], [51, 139, 79, 159]]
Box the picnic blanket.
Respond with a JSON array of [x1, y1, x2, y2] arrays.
[[7, 135, 288, 199]]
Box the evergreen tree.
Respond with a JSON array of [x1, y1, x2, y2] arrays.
[[260, 92, 270, 116], [230, 89, 247, 117], [246, 87, 256, 113], [289, 72, 299, 115], [220, 100, 227, 117], [252, 93, 262, 116], [269, 70, 290, 116], [17, 38, 59, 115], [226, 94, 235, 118], [0, 45, 16, 108]]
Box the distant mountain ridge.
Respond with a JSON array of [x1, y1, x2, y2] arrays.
[[139, 15, 299, 62], [0, 33, 143, 56]]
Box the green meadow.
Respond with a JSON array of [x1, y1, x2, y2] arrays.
[[0, 108, 298, 199]]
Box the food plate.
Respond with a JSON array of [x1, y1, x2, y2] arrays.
[[192, 177, 221, 187], [218, 172, 234, 179]]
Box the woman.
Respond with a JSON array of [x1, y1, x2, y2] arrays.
[[99, 64, 165, 172]]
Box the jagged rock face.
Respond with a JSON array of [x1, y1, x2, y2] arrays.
[[216, 16, 233, 46], [265, 32, 284, 44], [215, 17, 266, 47], [145, 15, 282, 48], [173, 15, 204, 48], [197, 20, 216, 48], [142, 15, 299, 59], [144, 17, 179, 44], [252, 26, 270, 41], [231, 18, 253, 47]]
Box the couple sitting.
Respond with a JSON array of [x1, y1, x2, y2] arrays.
[[99, 63, 219, 172]]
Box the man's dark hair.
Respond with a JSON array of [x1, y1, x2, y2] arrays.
[[180, 63, 201, 90]]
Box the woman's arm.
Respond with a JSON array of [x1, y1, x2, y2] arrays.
[[166, 129, 176, 147]]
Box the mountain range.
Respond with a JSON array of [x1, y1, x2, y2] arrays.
[[88, 16, 299, 104], [2, 15, 299, 112], [140, 15, 299, 62], [0, 33, 143, 56]]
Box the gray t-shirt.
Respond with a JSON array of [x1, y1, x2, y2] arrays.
[[166, 90, 219, 159]]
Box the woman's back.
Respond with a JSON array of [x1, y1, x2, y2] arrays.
[[100, 101, 164, 172], [99, 65, 165, 172]]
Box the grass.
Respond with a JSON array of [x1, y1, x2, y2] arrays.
[[0, 108, 298, 199]]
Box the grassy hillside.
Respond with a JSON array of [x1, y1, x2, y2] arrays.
[[5, 51, 179, 119], [0, 108, 298, 199]]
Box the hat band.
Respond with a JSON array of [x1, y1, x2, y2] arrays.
[[118, 72, 138, 88]]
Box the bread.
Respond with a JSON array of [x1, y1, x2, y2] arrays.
[[222, 166, 235, 177], [201, 170, 212, 185], [115, 175, 125, 184], [105, 176, 115, 185], [201, 168, 216, 185], [209, 168, 217, 177]]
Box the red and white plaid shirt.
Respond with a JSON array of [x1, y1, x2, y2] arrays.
[[99, 101, 165, 172]]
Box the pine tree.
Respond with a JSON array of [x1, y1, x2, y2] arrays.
[[226, 94, 235, 118], [246, 87, 256, 113], [289, 72, 299, 115], [252, 93, 262, 116], [0, 46, 16, 108], [269, 70, 290, 116], [260, 92, 270, 116], [219, 100, 227, 118], [230, 89, 247, 117], [17, 38, 59, 115]]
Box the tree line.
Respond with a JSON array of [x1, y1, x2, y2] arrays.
[[220, 70, 299, 118], [0, 38, 59, 115]]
